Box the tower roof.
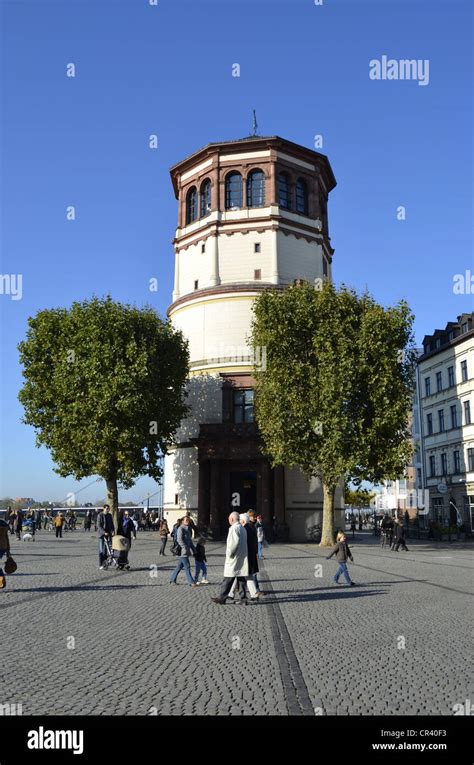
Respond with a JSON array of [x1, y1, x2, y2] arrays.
[[169, 135, 336, 198]]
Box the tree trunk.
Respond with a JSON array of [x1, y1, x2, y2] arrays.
[[106, 476, 119, 531], [320, 481, 336, 547]]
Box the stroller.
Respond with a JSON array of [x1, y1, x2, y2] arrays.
[[102, 535, 130, 570], [22, 518, 36, 540]]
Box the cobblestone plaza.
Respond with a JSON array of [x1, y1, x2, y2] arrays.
[[1, 529, 472, 717]]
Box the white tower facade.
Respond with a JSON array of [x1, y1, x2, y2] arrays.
[[163, 136, 345, 540]]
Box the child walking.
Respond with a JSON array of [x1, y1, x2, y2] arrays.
[[326, 531, 357, 586], [194, 537, 209, 584]]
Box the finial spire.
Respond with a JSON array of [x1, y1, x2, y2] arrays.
[[252, 109, 258, 136]]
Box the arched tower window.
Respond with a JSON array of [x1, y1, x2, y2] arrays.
[[246, 169, 265, 208], [295, 178, 308, 215], [186, 186, 198, 224], [320, 193, 328, 231], [200, 179, 211, 218], [225, 172, 243, 210], [278, 172, 292, 210]]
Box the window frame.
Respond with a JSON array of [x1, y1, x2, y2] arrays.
[[225, 171, 243, 210], [246, 169, 265, 208], [278, 172, 292, 210], [232, 388, 254, 424], [429, 455, 436, 477], [427, 413, 433, 435], [295, 177, 308, 215], [453, 450, 461, 474], [185, 186, 198, 224], [464, 400, 471, 425], [199, 179, 212, 218]]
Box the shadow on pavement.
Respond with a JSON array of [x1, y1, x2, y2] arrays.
[[266, 588, 386, 603]]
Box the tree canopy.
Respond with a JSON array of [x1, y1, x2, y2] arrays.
[[18, 296, 189, 526], [251, 282, 415, 545]]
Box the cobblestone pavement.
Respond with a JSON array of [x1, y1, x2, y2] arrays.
[[1, 529, 472, 716]]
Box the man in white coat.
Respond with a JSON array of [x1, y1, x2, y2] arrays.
[[211, 511, 249, 605]]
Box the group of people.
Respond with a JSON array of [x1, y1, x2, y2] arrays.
[[210, 511, 266, 604], [97, 506, 136, 569], [4, 506, 80, 539], [380, 515, 409, 551]]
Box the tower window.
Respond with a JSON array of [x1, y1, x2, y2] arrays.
[[320, 194, 328, 230], [278, 172, 292, 210], [200, 179, 211, 218], [254, 243, 261, 253], [186, 187, 198, 224], [201, 243, 206, 253], [194, 280, 199, 290], [233, 389, 254, 424], [323, 257, 328, 277], [247, 169, 265, 208], [254, 269, 261, 280], [174, 494, 179, 506], [296, 178, 308, 215], [225, 172, 243, 210]]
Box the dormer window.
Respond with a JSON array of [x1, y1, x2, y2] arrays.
[[186, 187, 198, 224], [225, 172, 243, 210], [200, 179, 211, 218], [247, 169, 265, 208]]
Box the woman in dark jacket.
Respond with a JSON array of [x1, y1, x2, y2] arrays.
[[117, 510, 134, 568], [247, 511, 264, 595]]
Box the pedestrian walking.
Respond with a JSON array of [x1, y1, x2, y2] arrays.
[[185, 510, 198, 538], [15, 509, 24, 540], [211, 511, 249, 605], [228, 513, 262, 600], [256, 515, 265, 559], [117, 509, 134, 568], [392, 519, 409, 552], [0, 516, 12, 588], [194, 537, 209, 584], [350, 518, 356, 538], [54, 512, 65, 538], [97, 505, 115, 569], [158, 518, 170, 555], [327, 531, 357, 586], [84, 508, 92, 532], [247, 511, 263, 594], [5, 506, 14, 535], [169, 517, 197, 587], [171, 517, 182, 543]]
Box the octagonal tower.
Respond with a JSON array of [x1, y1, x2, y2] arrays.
[[163, 135, 344, 540]]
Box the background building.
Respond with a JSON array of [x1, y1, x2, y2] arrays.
[[162, 135, 345, 540], [415, 312, 474, 531]]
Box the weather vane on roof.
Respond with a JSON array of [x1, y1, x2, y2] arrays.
[[252, 109, 258, 136]]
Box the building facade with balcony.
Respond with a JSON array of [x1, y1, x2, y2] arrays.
[[162, 135, 345, 540], [415, 313, 474, 531]]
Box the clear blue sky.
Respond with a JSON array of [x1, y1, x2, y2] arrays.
[[1, 0, 472, 503]]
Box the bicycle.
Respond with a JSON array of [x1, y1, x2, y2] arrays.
[[306, 524, 322, 543], [380, 529, 393, 548]]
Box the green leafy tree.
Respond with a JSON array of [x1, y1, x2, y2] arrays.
[[345, 486, 375, 512], [18, 296, 189, 528], [251, 282, 415, 546]]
